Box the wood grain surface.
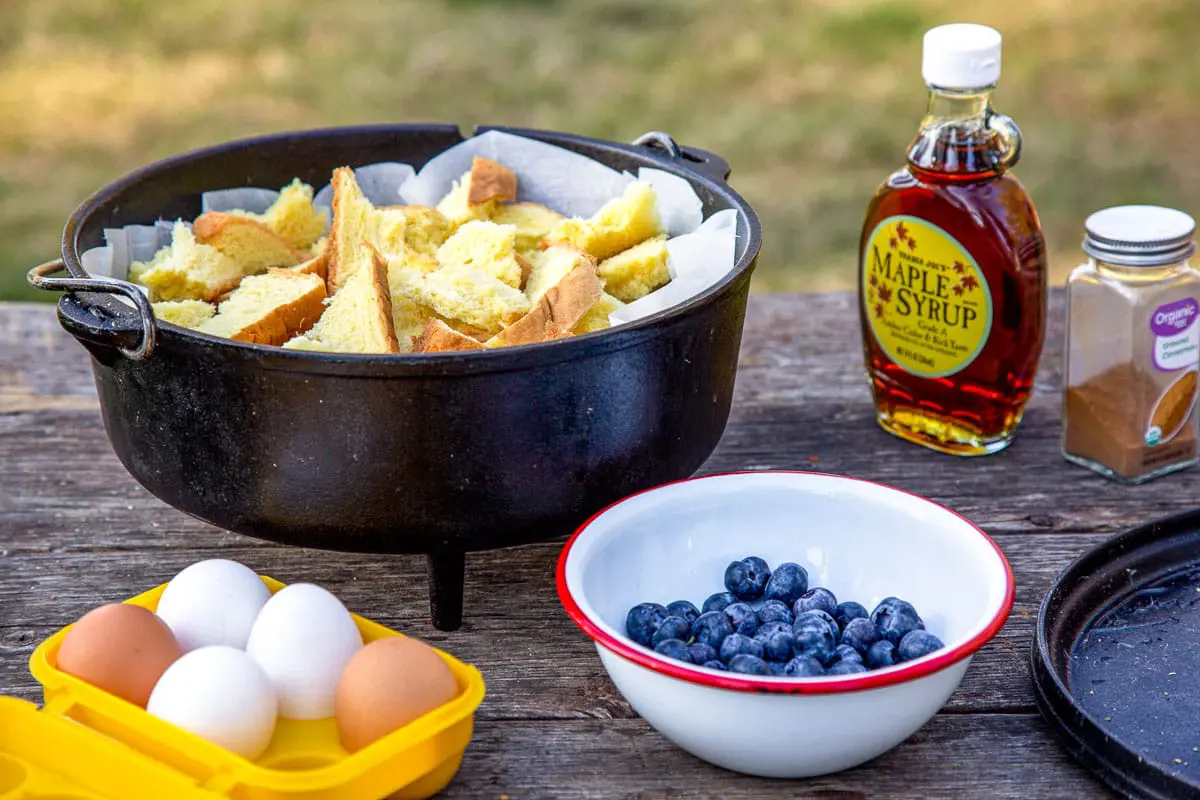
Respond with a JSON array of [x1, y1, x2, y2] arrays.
[[2, 292, 1180, 798]]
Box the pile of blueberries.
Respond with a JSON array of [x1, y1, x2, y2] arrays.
[[625, 556, 944, 677]]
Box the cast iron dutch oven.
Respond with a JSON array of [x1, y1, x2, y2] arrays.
[[27, 124, 762, 630]]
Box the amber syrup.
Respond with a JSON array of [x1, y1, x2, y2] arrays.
[[858, 82, 1047, 456]]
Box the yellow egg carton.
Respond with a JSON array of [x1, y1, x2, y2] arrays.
[[3, 576, 486, 800]]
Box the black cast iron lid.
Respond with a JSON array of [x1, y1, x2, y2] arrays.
[[1033, 508, 1200, 800]]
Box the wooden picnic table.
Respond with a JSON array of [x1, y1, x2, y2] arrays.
[[2, 290, 1185, 799]]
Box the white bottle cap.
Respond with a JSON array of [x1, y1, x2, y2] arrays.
[[922, 24, 1002, 89]]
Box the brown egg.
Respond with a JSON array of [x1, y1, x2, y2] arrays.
[[335, 637, 459, 752], [57, 603, 183, 708]]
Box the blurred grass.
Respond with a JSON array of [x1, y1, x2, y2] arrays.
[[1, 0, 1198, 301]]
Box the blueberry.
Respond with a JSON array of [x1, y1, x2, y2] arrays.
[[651, 615, 691, 648], [702, 659, 727, 671], [767, 660, 789, 676], [898, 630, 945, 661], [866, 640, 898, 669], [791, 613, 837, 663], [757, 599, 794, 626], [827, 660, 868, 676], [783, 656, 826, 677], [828, 643, 864, 666], [728, 654, 771, 675], [688, 642, 717, 665], [834, 601, 869, 630], [754, 621, 792, 641], [795, 608, 840, 640], [793, 587, 838, 618], [871, 597, 924, 645], [759, 631, 794, 662], [665, 600, 700, 626], [625, 602, 668, 647], [840, 617, 879, 655], [722, 602, 759, 636], [762, 561, 809, 605], [719, 633, 764, 663], [724, 556, 771, 601], [701, 591, 738, 614], [653, 638, 692, 663], [690, 611, 735, 649]]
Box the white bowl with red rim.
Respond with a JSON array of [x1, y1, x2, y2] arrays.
[[556, 471, 1013, 778]]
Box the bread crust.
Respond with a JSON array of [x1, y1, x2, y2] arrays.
[[493, 254, 602, 347], [225, 270, 328, 346], [192, 212, 305, 267], [467, 156, 518, 206], [416, 318, 485, 353], [366, 246, 402, 354]]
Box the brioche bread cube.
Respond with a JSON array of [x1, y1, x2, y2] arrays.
[[415, 318, 485, 353], [130, 222, 249, 302], [283, 249, 399, 354], [544, 181, 663, 261], [490, 201, 563, 255], [597, 235, 670, 302], [193, 212, 304, 275], [196, 269, 327, 346], [524, 245, 595, 302], [258, 179, 328, 251], [573, 292, 625, 335], [388, 259, 531, 335], [379, 205, 454, 257], [436, 220, 523, 289], [436, 157, 518, 225], [152, 299, 216, 329], [488, 258, 603, 348]]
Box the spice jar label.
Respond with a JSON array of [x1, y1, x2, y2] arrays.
[[1150, 297, 1200, 372], [863, 215, 994, 379]]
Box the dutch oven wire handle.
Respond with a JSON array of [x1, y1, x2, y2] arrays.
[[632, 131, 733, 183], [26, 259, 157, 360]]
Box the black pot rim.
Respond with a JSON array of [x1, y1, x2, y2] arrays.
[[59, 123, 763, 373]]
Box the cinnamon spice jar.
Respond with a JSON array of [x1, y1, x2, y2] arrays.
[[1063, 206, 1200, 483]]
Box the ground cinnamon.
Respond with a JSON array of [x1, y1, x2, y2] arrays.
[[1064, 362, 1198, 481]]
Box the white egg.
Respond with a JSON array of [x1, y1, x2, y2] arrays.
[[147, 645, 278, 760], [156, 559, 271, 652], [245, 583, 362, 720]]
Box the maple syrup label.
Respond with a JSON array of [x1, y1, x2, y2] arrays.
[[862, 215, 994, 379]]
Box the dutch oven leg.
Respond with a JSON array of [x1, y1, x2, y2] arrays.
[[426, 550, 465, 631]]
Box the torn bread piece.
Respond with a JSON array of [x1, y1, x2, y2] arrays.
[[193, 212, 304, 274], [436, 220, 523, 289], [490, 201, 564, 256], [525, 245, 596, 302], [436, 156, 518, 225], [488, 259, 603, 348], [384, 252, 438, 353], [543, 180, 663, 261], [573, 292, 625, 335], [283, 248, 399, 354], [415, 318, 485, 353], [380, 205, 454, 256], [327, 167, 385, 291], [597, 235, 670, 302], [258, 179, 329, 251], [152, 299, 216, 329], [196, 269, 326, 346], [388, 259, 531, 336], [130, 221, 249, 302]]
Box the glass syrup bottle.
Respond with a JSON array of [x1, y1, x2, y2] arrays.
[[858, 23, 1048, 456]]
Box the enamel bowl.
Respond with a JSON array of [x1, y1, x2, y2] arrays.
[[556, 471, 1013, 778]]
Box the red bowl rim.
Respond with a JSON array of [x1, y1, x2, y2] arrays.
[[555, 470, 1015, 695]]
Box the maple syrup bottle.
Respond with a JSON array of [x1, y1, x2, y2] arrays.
[[859, 23, 1047, 456]]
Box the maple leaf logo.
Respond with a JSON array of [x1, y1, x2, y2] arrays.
[[869, 274, 878, 288], [953, 261, 966, 275], [889, 237, 898, 250], [877, 284, 893, 303], [895, 222, 909, 241], [952, 284, 964, 297], [906, 237, 918, 251], [873, 302, 884, 319], [961, 275, 980, 292]]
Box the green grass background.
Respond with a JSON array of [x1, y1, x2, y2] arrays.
[[1, 0, 1197, 301]]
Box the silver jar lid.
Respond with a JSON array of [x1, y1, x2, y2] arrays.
[[1083, 205, 1197, 267]]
